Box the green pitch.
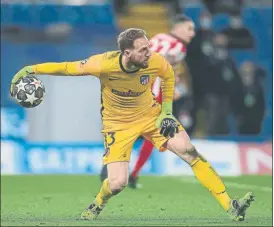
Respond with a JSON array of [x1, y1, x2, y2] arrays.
[[1, 175, 272, 226]]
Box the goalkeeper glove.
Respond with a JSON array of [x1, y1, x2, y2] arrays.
[[155, 101, 179, 138], [10, 66, 35, 94]]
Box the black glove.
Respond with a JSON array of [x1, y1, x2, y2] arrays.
[[159, 116, 179, 138]]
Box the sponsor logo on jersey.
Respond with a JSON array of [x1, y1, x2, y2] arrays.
[[109, 76, 128, 81], [111, 89, 145, 97], [109, 77, 120, 81]]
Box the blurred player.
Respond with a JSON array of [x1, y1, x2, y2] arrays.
[[100, 15, 195, 187], [10, 28, 254, 222]]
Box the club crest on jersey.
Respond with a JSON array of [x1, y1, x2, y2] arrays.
[[140, 75, 149, 85]]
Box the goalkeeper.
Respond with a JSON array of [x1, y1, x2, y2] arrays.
[[10, 28, 254, 222]]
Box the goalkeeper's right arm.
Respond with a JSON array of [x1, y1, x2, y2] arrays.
[[10, 54, 103, 93]]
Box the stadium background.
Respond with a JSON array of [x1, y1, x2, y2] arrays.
[[1, 1, 272, 177], [1, 1, 273, 226]]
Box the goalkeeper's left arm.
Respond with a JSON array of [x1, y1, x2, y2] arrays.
[[10, 54, 103, 93], [155, 55, 179, 138]]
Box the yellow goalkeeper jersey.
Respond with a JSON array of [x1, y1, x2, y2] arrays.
[[33, 51, 175, 124]]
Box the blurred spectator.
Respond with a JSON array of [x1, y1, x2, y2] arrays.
[[186, 11, 244, 135], [235, 61, 266, 135], [201, 34, 244, 135], [203, 0, 243, 15], [220, 15, 255, 49], [185, 10, 215, 100], [207, 34, 244, 135], [186, 11, 218, 134]]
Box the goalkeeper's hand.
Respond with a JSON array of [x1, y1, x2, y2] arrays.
[[10, 66, 35, 94], [155, 102, 179, 138]]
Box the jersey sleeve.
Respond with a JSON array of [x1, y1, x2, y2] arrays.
[[157, 54, 175, 103], [33, 54, 104, 77]]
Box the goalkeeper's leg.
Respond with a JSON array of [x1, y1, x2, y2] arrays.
[[166, 130, 254, 221], [81, 162, 129, 220], [100, 139, 154, 188]]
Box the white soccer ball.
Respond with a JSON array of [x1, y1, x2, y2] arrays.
[[11, 75, 45, 108]]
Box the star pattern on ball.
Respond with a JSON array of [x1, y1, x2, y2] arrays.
[[25, 92, 40, 105], [17, 79, 29, 90], [13, 76, 45, 108]]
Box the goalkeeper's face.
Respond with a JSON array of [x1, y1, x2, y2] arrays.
[[128, 37, 152, 69]]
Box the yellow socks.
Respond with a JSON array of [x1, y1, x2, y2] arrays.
[[211, 191, 231, 211], [94, 179, 113, 207], [94, 156, 232, 211], [190, 155, 231, 211]]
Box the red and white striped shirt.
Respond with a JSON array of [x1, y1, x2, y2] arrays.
[[149, 33, 187, 103]]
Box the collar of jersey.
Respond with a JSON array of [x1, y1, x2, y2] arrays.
[[119, 53, 140, 74]]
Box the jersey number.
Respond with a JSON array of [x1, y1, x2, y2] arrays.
[[104, 132, 116, 147]]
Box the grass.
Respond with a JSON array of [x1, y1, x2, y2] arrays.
[[1, 175, 272, 226]]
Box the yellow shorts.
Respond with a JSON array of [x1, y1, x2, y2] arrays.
[[102, 106, 184, 165]]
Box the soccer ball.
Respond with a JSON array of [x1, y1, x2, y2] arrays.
[[11, 75, 45, 108]]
